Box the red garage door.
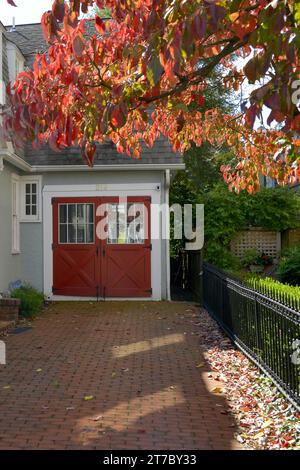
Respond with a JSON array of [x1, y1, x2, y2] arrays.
[[52, 197, 151, 298]]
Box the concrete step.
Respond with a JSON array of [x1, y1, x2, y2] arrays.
[[0, 298, 20, 322]]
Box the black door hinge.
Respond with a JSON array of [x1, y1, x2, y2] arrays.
[[145, 288, 152, 294]]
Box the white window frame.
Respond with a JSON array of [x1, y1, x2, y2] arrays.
[[11, 173, 20, 254], [42, 183, 162, 300], [20, 175, 42, 222]]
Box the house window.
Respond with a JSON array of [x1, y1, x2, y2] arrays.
[[11, 174, 20, 254], [59, 204, 94, 244], [20, 176, 42, 222], [25, 183, 37, 216], [107, 203, 145, 244]]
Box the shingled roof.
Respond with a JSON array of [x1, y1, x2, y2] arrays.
[[5, 22, 183, 169]]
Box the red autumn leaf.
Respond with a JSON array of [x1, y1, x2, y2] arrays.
[[198, 95, 205, 107], [84, 141, 96, 167], [72, 34, 85, 57], [110, 104, 127, 128], [176, 113, 185, 133], [52, 0, 65, 22], [245, 105, 257, 128], [291, 115, 300, 133], [96, 0, 104, 8], [192, 14, 207, 39], [95, 16, 106, 34]]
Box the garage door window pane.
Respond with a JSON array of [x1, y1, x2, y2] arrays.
[[77, 225, 85, 243], [59, 204, 94, 244], [60, 224, 67, 243], [107, 203, 145, 244], [59, 205, 67, 223]]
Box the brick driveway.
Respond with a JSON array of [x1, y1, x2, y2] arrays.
[[0, 302, 241, 450]]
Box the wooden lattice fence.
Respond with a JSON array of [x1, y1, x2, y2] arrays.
[[231, 228, 281, 260]]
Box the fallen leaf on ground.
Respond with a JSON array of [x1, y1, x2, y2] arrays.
[[261, 420, 273, 429], [197, 308, 300, 450], [90, 415, 103, 421], [84, 395, 94, 401], [211, 387, 224, 394]]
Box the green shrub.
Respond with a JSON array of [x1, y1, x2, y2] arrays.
[[241, 249, 273, 267], [245, 187, 300, 231], [277, 244, 300, 286], [241, 249, 261, 267], [202, 184, 299, 271], [204, 242, 241, 270], [11, 285, 44, 318], [247, 275, 300, 311]]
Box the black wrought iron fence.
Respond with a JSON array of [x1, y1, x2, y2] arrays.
[[203, 263, 300, 409]]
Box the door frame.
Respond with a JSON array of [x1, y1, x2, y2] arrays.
[[43, 183, 162, 300]]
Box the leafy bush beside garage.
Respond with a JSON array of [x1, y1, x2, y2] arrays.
[[10, 285, 44, 318]]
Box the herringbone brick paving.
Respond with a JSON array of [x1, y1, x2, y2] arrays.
[[0, 302, 242, 449]]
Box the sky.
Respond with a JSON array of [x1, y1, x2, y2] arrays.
[[0, 0, 53, 26]]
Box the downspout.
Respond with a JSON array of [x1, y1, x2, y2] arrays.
[[165, 169, 171, 301]]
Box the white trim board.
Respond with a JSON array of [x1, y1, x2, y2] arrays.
[[43, 184, 163, 301], [51, 296, 158, 302], [0, 149, 31, 172]]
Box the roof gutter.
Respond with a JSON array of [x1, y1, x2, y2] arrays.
[[0, 149, 32, 172], [0, 149, 185, 173], [29, 163, 186, 172]]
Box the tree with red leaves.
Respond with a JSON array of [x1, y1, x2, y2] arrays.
[[2, 1, 300, 192]]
